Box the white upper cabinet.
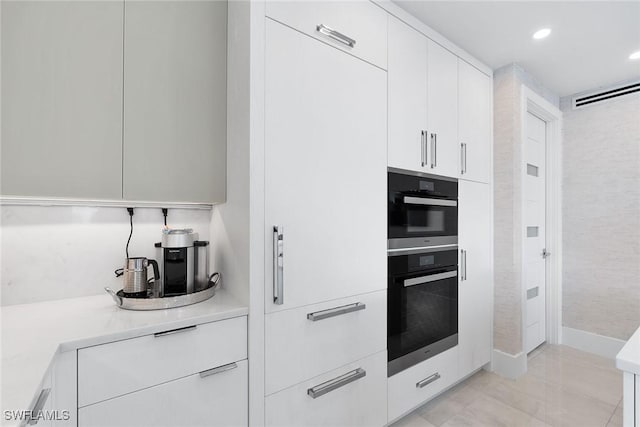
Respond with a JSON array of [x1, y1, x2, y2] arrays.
[[388, 16, 428, 173], [459, 59, 492, 184], [458, 180, 492, 375], [426, 39, 459, 179], [1, 1, 124, 199], [264, 19, 387, 313], [123, 0, 227, 204]]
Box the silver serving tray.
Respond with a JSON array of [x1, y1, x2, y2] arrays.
[[104, 283, 216, 311]]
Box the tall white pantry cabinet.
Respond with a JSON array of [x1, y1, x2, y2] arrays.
[[256, 1, 494, 426]]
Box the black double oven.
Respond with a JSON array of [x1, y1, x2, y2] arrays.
[[387, 169, 459, 377]]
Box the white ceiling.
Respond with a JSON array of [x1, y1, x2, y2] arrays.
[[392, 1, 640, 97]]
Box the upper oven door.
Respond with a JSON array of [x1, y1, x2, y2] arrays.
[[388, 171, 458, 248]]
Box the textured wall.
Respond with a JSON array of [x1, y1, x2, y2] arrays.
[[493, 63, 559, 355], [0, 205, 212, 306], [561, 93, 640, 340]]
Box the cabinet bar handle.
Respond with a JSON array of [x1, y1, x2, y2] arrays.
[[316, 24, 356, 48], [461, 249, 467, 281], [273, 226, 284, 305], [307, 302, 366, 321], [199, 362, 238, 378], [307, 368, 366, 399], [154, 324, 197, 338], [461, 143, 467, 174], [416, 372, 441, 388], [28, 388, 51, 425], [430, 133, 437, 168], [421, 130, 427, 167]]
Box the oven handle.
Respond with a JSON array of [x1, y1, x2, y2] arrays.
[[403, 270, 458, 287], [402, 196, 457, 207]]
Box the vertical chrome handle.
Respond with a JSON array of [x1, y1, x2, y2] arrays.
[[460, 249, 467, 281], [307, 368, 366, 399], [28, 388, 51, 425], [430, 133, 437, 168], [416, 372, 440, 388], [316, 24, 356, 48], [461, 143, 467, 174], [273, 226, 284, 305], [421, 130, 427, 167]]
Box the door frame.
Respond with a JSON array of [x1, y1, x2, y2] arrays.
[[519, 85, 563, 349]]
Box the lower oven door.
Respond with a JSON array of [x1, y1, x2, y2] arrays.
[[387, 252, 458, 377]]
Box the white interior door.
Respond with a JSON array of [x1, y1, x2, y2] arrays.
[[524, 112, 547, 353]]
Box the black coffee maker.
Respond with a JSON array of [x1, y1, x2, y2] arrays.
[[154, 229, 210, 297]]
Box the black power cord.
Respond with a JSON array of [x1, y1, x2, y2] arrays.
[[162, 208, 168, 227], [126, 207, 134, 258]]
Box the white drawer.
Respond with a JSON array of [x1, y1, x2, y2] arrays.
[[266, 351, 387, 427], [78, 316, 247, 407], [388, 347, 459, 423], [266, 1, 387, 69], [79, 359, 248, 427], [265, 290, 386, 395]]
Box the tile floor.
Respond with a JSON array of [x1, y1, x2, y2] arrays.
[[391, 344, 623, 427]]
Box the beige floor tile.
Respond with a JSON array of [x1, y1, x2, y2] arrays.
[[456, 395, 550, 427], [606, 401, 623, 427], [527, 348, 622, 406], [390, 412, 438, 427], [463, 369, 504, 390], [416, 393, 466, 426], [440, 414, 490, 427]]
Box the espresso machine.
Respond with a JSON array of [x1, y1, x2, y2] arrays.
[[154, 229, 211, 298]]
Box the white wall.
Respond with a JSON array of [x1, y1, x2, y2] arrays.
[[561, 92, 640, 341], [0, 205, 211, 306]]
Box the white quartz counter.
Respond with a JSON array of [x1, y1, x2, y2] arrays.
[[1, 289, 248, 421], [616, 325, 640, 375]]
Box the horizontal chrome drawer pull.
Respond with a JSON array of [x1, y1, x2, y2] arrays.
[[153, 324, 197, 338], [307, 368, 366, 399], [404, 271, 457, 287], [416, 372, 441, 389], [316, 24, 356, 48], [402, 196, 457, 207], [199, 362, 238, 378], [307, 302, 366, 321]]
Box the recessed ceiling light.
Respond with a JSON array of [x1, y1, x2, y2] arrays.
[[533, 28, 551, 40], [630, 51, 640, 60]]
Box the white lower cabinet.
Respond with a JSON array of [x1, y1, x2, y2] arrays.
[[265, 351, 387, 427], [265, 290, 386, 395], [387, 347, 458, 423], [79, 360, 248, 427], [458, 181, 492, 376]]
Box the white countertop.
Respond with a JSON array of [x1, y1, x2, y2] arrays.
[[616, 325, 640, 375], [1, 289, 248, 419]]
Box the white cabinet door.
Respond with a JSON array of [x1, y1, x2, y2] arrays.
[[264, 20, 387, 313], [79, 360, 248, 427], [426, 40, 459, 179], [1, 1, 124, 199], [458, 180, 492, 376], [459, 60, 492, 184], [123, 0, 227, 203], [388, 16, 428, 172]]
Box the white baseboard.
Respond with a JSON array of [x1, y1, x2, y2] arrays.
[[491, 349, 527, 379], [562, 326, 626, 359]]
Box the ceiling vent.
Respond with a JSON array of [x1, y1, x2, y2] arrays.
[[572, 81, 640, 109]]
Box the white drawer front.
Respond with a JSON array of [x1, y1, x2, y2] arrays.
[[388, 347, 459, 423], [265, 290, 386, 395], [266, 1, 387, 69], [79, 359, 248, 427], [266, 351, 387, 427], [78, 316, 247, 407]]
